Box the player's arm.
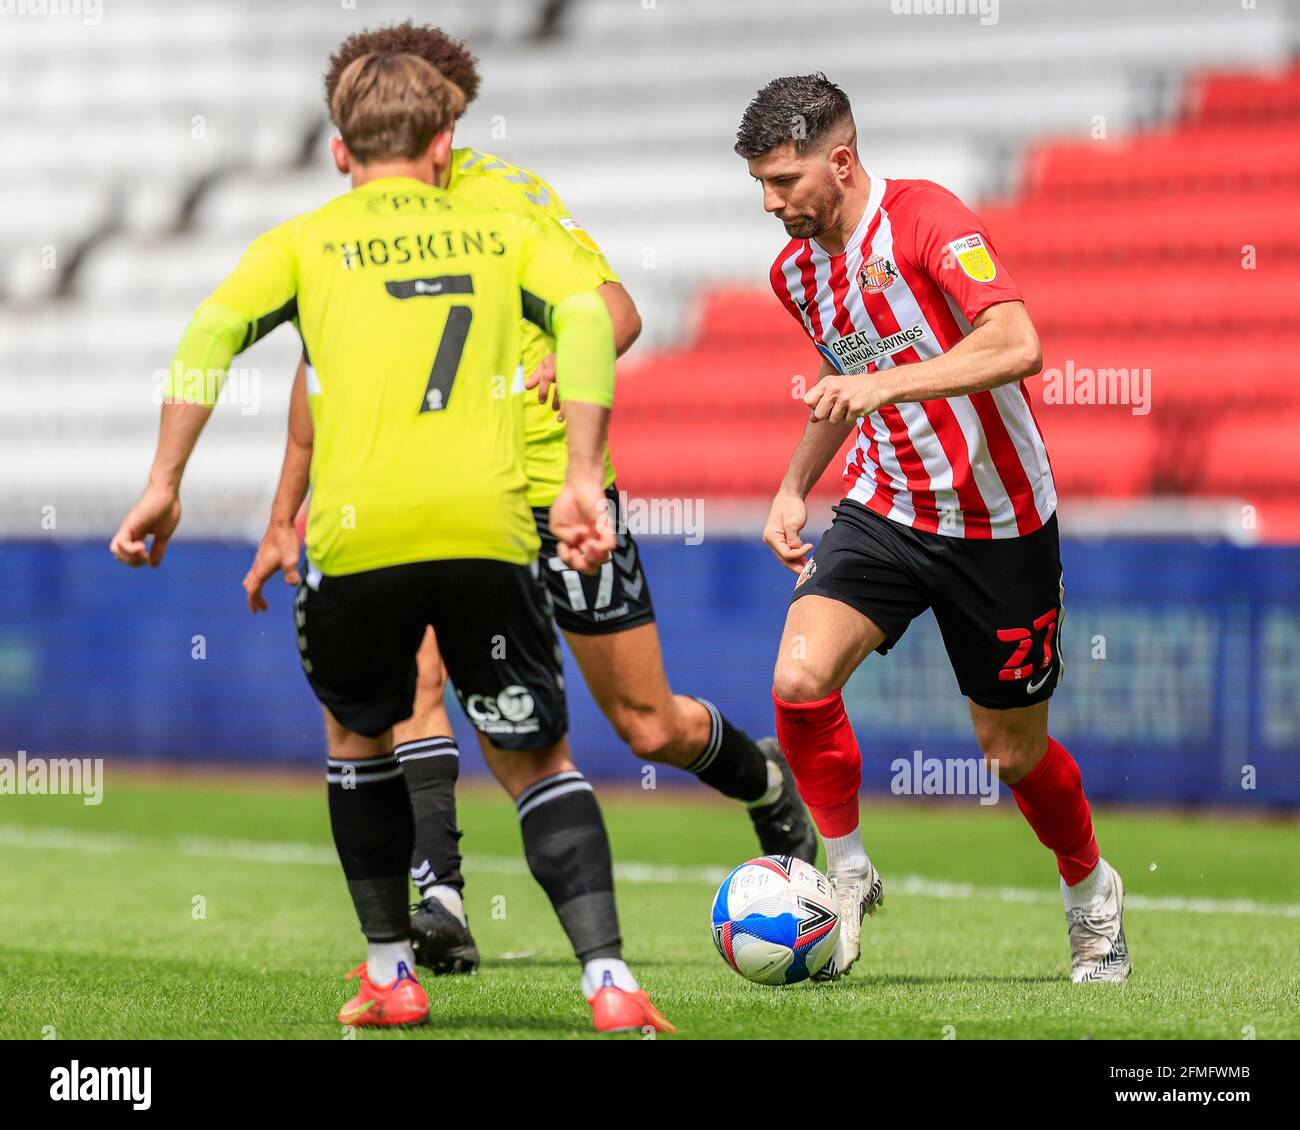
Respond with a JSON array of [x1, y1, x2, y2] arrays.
[[542, 291, 616, 571], [516, 215, 618, 568], [110, 225, 299, 567], [805, 301, 1041, 424], [765, 357, 855, 573], [243, 356, 311, 611], [519, 176, 638, 410], [528, 281, 640, 417], [806, 187, 1039, 423]]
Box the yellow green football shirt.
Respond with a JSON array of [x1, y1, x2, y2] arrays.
[[447, 148, 619, 507], [164, 175, 611, 575]]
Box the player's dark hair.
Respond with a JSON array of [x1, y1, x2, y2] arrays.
[[734, 73, 854, 159], [324, 21, 480, 116]]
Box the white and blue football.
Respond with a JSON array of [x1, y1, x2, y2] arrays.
[[711, 855, 840, 985]]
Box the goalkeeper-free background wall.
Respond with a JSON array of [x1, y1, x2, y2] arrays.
[[2, 536, 1296, 808]]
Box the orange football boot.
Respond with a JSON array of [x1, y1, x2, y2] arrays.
[[588, 985, 676, 1035], [338, 961, 430, 1028]]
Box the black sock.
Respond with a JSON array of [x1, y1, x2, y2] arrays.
[[395, 736, 465, 897], [326, 754, 414, 943], [517, 771, 621, 963], [684, 697, 770, 803]]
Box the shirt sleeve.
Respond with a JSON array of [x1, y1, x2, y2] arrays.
[[903, 182, 1023, 323], [515, 213, 614, 407], [164, 221, 299, 406], [528, 171, 621, 285]]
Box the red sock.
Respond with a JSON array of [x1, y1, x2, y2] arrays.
[[772, 689, 862, 837], [1010, 736, 1099, 885]]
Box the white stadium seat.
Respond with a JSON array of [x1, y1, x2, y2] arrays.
[[2, 0, 1299, 529]]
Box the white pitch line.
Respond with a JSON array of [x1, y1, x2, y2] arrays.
[[2, 823, 1297, 919]]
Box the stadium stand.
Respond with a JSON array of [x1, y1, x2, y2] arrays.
[[2, 0, 1299, 540]]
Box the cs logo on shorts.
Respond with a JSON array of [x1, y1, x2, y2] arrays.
[[857, 254, 898, 294], [466, 685, 537, 728], [947, 233, 997, 282], [795, 557, 817, 588]]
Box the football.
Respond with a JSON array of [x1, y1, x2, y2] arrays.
[[710, 856, 840, 985]]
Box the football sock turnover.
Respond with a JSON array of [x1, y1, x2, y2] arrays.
[[1009, 736, 1100, 886], [684, 697, 771, 803], [772, 688, 863, 837]]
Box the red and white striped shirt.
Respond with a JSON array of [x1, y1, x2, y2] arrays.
[[770, 177, 1055, 539]]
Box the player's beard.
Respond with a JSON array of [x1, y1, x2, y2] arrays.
[[781, 178, 845, 240]]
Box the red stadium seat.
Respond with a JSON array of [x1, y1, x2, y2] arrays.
[[1184, 69, 1300, 126], [980, 190, 1300, 267], [1021, 126, 1300, 199], [1203, 412, 1300, 495], [1030, 407, 1162, 497], [616, 346, 813, 421], [610, 413, 822, 497], [1031, 334, 1300, 411], [1015, 263, 1300, 334]]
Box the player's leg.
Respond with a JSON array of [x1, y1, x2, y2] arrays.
[[539, 487, 815, 859], [770, 501, 931, 979], [967, 698, 1127, 981], [392, 627, 478, 975], [430, 557, 673, 1032], [474, 733, 669, 1031], [565, 622, 815, 859], [295, 567, 430, 1026], [772, 593, 887, 979], [933, 514, 1128, 983]]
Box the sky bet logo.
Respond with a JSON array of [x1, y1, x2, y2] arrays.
[[50, 1061, 151, 1110]]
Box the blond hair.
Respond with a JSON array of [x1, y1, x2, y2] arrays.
[[329, 52, 465, 164]]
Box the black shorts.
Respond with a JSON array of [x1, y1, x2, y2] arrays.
[[531, 485, 656, 636], [791, 500, 1065, 710], [296, 558, 566, 749]]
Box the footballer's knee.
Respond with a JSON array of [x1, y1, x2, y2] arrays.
[[772, 659, 838, 705], [972, 714, 1048, 784], [479, 734, 575, 800], [607, 702, 683, 764]]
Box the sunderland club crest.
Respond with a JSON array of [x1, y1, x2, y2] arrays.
[[857, 254, 898, 294]]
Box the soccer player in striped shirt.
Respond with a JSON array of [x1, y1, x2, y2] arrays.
[[736, 74, 1129, 984], [244, 24, 814, 977], [111, 53, 674, 1031]]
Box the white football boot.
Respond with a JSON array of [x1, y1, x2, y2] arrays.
[[813, 859, 884, 982], [1065, 858, 1131, 983]]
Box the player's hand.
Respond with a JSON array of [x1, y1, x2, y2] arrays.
[[804, 372, 885, 424], [109, 483, 181, 568], [763, 490, 813, 574], [525, 354, 564, 421], [549, 478, 615, 574], [242, 521, 302, 613]]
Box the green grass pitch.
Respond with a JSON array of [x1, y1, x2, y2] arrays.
[[1, 774, 1296, 1040]]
